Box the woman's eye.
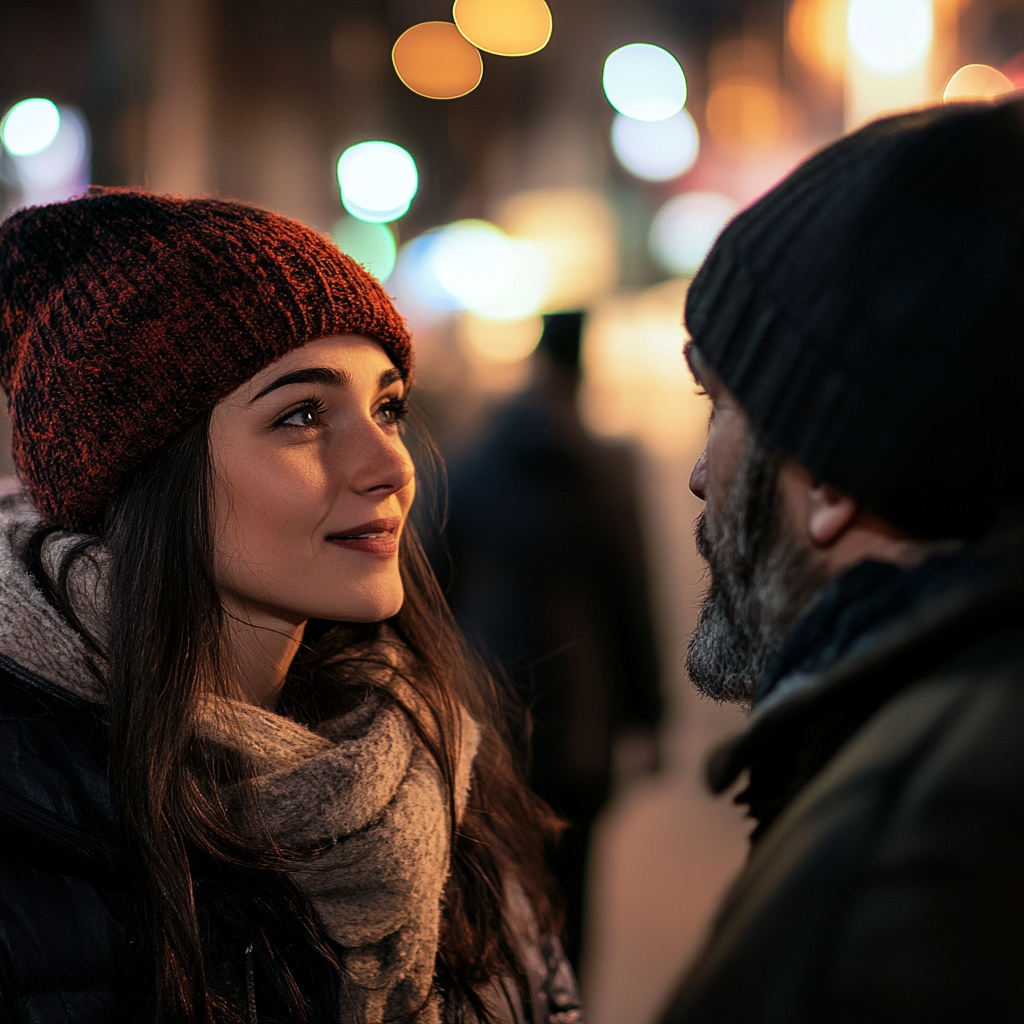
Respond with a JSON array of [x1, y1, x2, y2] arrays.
[[276, 401, 326, 429], [377, 397, 410, 426]]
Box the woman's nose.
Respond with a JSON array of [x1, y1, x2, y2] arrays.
[[689, 446, 708, 501], [349, 425, 414, 497]]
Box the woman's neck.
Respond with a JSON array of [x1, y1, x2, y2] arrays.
[[220, 598, 307, 708]]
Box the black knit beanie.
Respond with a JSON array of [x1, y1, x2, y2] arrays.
[[686, 95, 1024, 539]]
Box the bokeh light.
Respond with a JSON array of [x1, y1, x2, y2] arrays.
[[1, 98, 61, 157], [389, 221, 549, 322], [429, 220, 550, 320], [603, 43, 687, 122], [847, 0, 932, 75], [580, 279, 704, 455], [11, 107, 88, 187], [392, 22, 483, 99], [459, 314, 544, 364], [6, 106, 90, 206], [706, 76, 784, 155], [496, 188, 618, 309], [336, 141, 418, 223], [330, 216, 397, 282], [453, 0, 552, 57], [390, 231, 461, 324], [649, 192, 739, 277], [472, 239, 550, 320], [943, 64, 1015, 103], [787, 0, 847, 81], [432, 220, 513, 311], [611, 110, 699, 182]]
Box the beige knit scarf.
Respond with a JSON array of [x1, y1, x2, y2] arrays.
[[0, 497, 481, 1024], [197, 668, 480, 1024]]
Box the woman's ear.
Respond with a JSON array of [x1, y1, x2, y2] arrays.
[[807, 482, 859, 547]]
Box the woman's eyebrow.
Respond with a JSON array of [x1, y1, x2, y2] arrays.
[[378, 367, 403, 389], [248, 367, 351, 404]]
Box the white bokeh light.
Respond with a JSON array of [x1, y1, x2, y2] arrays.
[[611, 110, 699, 182], [336, 141, 418, 223], [1, 98, 61, 157], [847, 0, 932, 75], [13, 108, 88, 187], [6, 106, 90, 206], [470, 239, 549, 320], [603, 43, 687, 122], [649, 192, 739, 277], [389, 221, 550, 322], [432, 220, 513, 311]]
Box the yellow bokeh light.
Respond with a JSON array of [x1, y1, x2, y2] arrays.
[[392, 22, 483, 99], [943, 63, 1015, 102], [459, 313, 543, 365], [787, 0, 848, 81], [495, 189, 618, 310], [580, 279, 706, 456], [452, 0, 552, 57], [706, 76, 784, 155]]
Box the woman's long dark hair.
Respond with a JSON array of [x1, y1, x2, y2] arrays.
[[27, 408, 562, 1023]]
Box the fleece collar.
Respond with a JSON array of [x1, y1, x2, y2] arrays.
[[0, 487, 107, 701]]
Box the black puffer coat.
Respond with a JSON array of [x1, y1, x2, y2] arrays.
[[0, 652, 584, 1024], [661, 542, 1024, 1023], [0, 644, 590, 1024], [0, 654, 155, 1022], [0, 654, 337, 1023]]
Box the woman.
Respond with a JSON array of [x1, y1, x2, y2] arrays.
[[0, 190, 580, 1024]]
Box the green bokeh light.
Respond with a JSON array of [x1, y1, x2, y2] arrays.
[[330, 216, 398, 283]]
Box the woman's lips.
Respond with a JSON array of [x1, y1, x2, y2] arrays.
[[326, 517, 401, 556]]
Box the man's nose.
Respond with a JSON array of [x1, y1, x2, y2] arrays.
[[689, 447, 708, 501]]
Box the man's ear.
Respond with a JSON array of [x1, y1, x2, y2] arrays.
[[807, 482, 859, 547]]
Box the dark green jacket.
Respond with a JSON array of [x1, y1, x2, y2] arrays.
[[661, 552, 1024, 1023]]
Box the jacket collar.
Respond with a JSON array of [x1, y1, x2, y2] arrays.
[[705, 536, 1024, 836]]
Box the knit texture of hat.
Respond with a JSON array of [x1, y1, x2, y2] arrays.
[[687, 96, 1024, 539], [0, 189, 412, 529]]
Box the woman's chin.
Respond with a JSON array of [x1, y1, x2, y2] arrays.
[[319, 584, 405, 624]]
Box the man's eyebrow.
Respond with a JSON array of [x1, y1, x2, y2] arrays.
[[248, 367, 351, 404]]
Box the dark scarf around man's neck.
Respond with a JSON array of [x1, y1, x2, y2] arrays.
[[753, 545, 987, 709]]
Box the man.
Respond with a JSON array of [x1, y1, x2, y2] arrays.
[[660, 96, 1024, 1022]]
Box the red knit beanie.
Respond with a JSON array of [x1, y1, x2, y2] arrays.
[[0, 189, 412, 529]]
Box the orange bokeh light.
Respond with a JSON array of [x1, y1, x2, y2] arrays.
[[452, 0, 552, 57], [787, 0, 847, 81], [706, 76, 784, 155], [392, 22, 483, 99]]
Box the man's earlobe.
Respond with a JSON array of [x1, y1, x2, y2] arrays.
[[807, 484, 859, 547]]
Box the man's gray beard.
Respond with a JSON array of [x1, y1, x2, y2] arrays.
[[686, 433, 828, 707]]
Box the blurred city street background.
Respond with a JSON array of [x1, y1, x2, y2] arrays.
[[1, 1, 1022, 1020]]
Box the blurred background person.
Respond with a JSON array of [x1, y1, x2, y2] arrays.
[[435, 311, 664, 969]]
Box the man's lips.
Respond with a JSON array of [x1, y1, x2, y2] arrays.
[[326, 517, 401, 556]]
